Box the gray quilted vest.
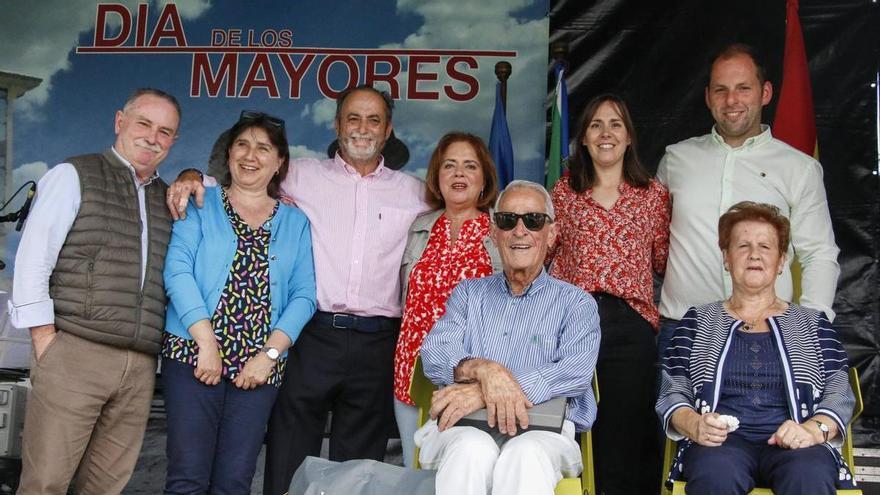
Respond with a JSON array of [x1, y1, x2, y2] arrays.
[[49, 149, 171, 354]]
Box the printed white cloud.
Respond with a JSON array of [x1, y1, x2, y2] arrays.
[[382, 0, 548, 178], [0, 0, 212, 117], [12, 161, 49, 191], [159, 0, 211, 19], [288, 145, 324, 160], [302, 99, 337, 129]]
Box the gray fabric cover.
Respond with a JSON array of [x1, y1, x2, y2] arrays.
[[289, 456, 435, 495]]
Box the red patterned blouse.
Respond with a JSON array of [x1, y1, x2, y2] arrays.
[[393, 213, 493, 405], [548, 177, 670, 330]]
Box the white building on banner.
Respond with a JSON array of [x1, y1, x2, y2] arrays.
[[0, 71, 41, 201]]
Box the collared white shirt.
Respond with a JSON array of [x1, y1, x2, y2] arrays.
[[9, 148, 159, 328], [656, 125, 840, 321]]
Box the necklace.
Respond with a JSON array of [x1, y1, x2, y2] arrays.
[[728, 298, 779, 332]]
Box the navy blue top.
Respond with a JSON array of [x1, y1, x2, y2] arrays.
[[715, 329, 790, 443]]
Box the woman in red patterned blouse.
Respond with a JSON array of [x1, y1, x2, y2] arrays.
[[547, 94, 670, 495], [394, 132, 502, 467]]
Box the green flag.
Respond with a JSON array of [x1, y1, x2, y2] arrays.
[[546, 64, 569, 190]]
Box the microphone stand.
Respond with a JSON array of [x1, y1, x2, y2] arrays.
[[0, 181, 38, 271]]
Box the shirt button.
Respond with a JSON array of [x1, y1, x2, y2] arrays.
[[270, 255, 277, 261]]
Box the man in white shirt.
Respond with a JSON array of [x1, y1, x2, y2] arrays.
[[9, 88, 180, 493], [656, 43, 840, 356]]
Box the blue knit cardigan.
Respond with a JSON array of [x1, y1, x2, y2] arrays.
[[163, 187, 317, 351]]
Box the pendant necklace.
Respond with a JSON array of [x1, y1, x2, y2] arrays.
[[728, 298, 778, 332]]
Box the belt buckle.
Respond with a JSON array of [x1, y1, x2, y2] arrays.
[[332, 313, 354, 329]]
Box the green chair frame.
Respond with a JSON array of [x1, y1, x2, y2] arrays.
[[409, 356, 598, 495], [659, 367, 865, 495]]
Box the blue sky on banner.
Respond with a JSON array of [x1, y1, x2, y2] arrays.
[[0, 0, 549, 281], [4, 0, 549, 182]]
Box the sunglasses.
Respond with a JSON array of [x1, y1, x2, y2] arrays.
[[238, 110, 285, 130], [493, 212, 553, 231]]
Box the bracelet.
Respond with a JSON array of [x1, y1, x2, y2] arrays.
[[179, 167, 204, 182]]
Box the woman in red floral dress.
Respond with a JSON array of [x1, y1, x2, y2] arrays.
[[393, 132, 502, 467], [548, 94, 670, 494]]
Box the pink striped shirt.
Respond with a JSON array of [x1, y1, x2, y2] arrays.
[[282, 154, 429, 317]]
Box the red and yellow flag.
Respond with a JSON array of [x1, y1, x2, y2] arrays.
[[773, 0, 819, 300], [773, 0, 819, 159]]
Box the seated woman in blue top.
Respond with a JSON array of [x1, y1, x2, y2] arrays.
[[656, 201, 855, 495], [162, 111, 316, 494]]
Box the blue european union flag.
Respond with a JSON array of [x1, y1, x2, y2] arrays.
[[489, 83, 514, 188]]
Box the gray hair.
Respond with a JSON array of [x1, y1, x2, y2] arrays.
[[123, 88, 181, 121], [494, 180, 554, 220], [335, 84, 394, 122]]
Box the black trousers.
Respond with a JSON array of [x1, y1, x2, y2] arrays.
[[262, 317, 399, 495], [591, 293, 662, 495]]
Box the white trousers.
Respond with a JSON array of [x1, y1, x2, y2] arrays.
[[414, 419, 582, 495]]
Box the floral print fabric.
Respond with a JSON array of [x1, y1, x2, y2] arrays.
[[393, 213, 493, 404], [549, 177, 670, 329]]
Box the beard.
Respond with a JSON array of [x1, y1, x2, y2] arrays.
[[339, 132, 382, 162]]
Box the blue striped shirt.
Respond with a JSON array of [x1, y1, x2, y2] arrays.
[[420, 269, 600, 432]]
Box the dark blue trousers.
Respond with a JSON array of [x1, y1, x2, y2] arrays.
[[162, 357, 279, 495], [657, 317, 679, 364], [681, 433, 837, 495]]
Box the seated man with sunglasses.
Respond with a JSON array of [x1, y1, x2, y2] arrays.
[[416, 180, 601, 495]]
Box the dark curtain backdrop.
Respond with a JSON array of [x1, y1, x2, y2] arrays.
[[549, 0, 880, 430]]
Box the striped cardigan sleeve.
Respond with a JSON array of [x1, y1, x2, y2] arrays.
[[814, 311, 855, 446], [656, 307, 699, 440]]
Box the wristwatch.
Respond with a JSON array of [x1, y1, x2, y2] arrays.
[[261, 346, 280, 361], [813, 419, 829, 443]]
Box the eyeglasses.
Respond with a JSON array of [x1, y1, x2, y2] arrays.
[[493, 212, 553, 231], [238, 110, 285, 130]]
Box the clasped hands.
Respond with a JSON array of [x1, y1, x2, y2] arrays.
[[687, 412, 824, 449], [431, 359, 532, 436], [194, 343, 273, 390]]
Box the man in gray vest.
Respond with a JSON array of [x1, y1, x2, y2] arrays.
[[9, 88, 180, 494]]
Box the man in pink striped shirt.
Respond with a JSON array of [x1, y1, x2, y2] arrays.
[[168, 85, 429, 494]]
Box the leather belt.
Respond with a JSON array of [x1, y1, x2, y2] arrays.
[[313, 311, 401, 333]]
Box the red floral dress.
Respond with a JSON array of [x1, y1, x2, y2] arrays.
[[393, 213, 493, 405], [548, 177, 670, 329]]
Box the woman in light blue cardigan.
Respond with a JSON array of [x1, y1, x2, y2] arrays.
[[162, 112, 316, 494]]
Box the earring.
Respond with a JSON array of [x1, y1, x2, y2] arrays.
[[778, 269, 783, 275], [723, 264, 729, 272], [479, 188, 484, 198]]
